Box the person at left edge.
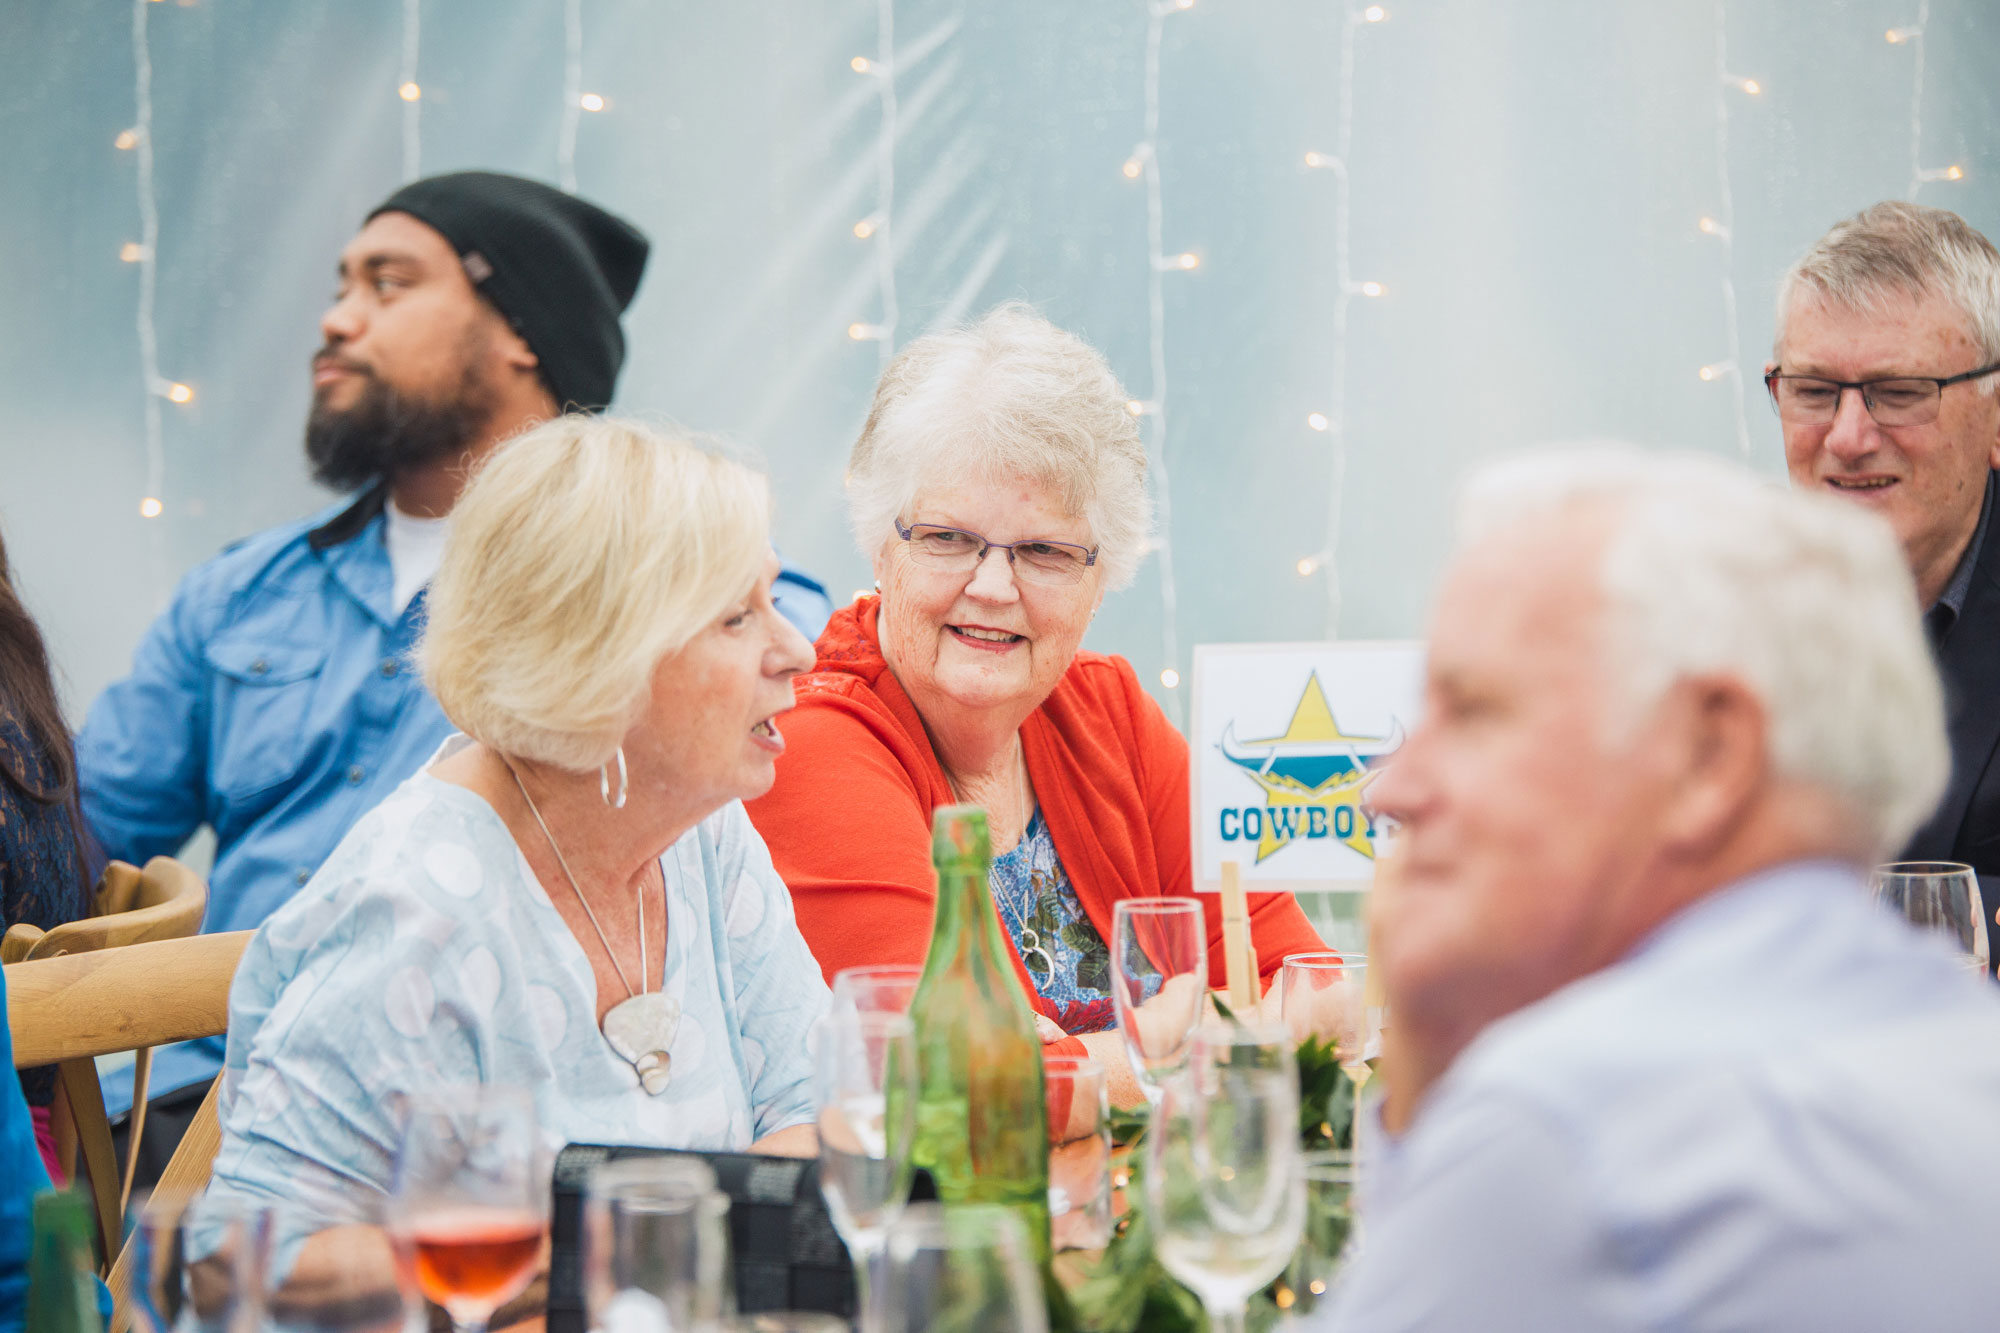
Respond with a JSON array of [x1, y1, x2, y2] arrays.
[[73, 171, 835, 1177]]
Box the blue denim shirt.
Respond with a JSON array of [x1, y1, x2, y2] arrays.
[[76, 487, 832, 1110]]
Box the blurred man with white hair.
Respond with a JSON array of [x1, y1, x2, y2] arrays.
[[1769, 201, 2000, 895], [1320, 447, 2000, 1331]]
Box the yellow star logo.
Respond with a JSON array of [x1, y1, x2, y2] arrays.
[[1219, 672, 1398, 864]]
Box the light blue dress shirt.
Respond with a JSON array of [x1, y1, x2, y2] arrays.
[[76, 489, 832, 1111], [206, 743, 827, 1224], [1320, 860, 2000, 1332]]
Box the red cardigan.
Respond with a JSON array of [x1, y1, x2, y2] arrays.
[[746, 598, 1327, 1057]]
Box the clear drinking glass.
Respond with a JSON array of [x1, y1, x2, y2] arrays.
[[814, 1008, 918, 1332], [254, 1209, 413, 1332], [878, 1202, 1049, 1333], [1144, 1024, 1307, 1333], [389, 1085, 548, 1333], [1043, 1056, 1111, 1252], [1279, 951, 1378, 1072], [1871, 861, 1990, 972], [128, 1191, 257, 1333], [583, 1156, 733, 1333], [1110, 897, 1208, 1105], [1279, 1149, 1358, 1317], [830, 964, 925, 1017]]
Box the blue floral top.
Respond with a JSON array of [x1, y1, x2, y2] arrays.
[[989, 809, 1129, 1034]]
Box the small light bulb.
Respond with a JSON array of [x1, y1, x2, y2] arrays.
[[1307, 412, 1330, 431], [114, 129, 139, 150], [1363, 4, 1387, 20], [120, 242, 146, 263], [851, 56, 873, 73], [1698, 364, 1719, 382], [1740, 78, 1761, 95], [579, 92, 605, 112], [1126, 400, 1145, 415], [398, 82, 422, 102], [1698, 215, 1718, 233], [848, 323, 870, 341], [853, 218, 876, 239], [1176, 252, 1200, 270], [1360, 280, 1384, 296], [1174, 0, 1195, 9], [1947, 165, 1965, 181], [1122, 158, 1143, 179], [1304, 151, 1328, 168], [1160, 667, 1181, 689], [166, 382, 194, 404], [1296, 557, 1316, 576], [139, 496, 163, 518]]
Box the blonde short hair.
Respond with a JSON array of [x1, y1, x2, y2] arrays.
[[846, 302, 1153, 589], [421, 416, 770, 769]]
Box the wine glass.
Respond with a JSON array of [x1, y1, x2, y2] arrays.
[[1280, 952, 1378, 1071], [1871, 861, 1990, 972], [1144, 1024, 1307, 1333], [878, 1202, 1048, 1333], [1279, 1148, 1358, 1317], [389, 1085, 548, 1333], [814, 1007, 918, 1332], [1110, 897, 1208, 1105], [255, 1209, 414, 1332], [583, 1156, 733, 1333]]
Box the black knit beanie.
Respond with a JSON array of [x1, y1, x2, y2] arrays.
[[369, 171, 649, 413]]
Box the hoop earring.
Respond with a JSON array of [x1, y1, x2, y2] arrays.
[[600, 746, 628, 810]]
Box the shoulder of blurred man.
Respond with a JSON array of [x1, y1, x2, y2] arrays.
[[1339, 859, 2000, 1328]]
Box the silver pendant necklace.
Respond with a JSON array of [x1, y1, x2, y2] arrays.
[[506, 761, 681, 1095]]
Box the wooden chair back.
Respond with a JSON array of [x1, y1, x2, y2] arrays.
[[6, 929, 249, 1287], [1, 855, 207, 963]]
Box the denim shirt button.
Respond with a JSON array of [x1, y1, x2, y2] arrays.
[[250, 658, 269, 676], [294, 868, 310, 886], [346, 765, 365, 784], [380, 658, 398, 677]]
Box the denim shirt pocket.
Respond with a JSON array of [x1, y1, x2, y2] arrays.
[[205, 639, 329, 802]]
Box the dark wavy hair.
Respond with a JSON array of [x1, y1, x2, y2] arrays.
[[0, 528, 92, 905]]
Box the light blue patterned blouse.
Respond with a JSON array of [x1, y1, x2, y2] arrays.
[[208, 742, 828, 1223]]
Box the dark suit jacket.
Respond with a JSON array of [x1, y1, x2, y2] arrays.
[[1903, 495, 2000, 964]]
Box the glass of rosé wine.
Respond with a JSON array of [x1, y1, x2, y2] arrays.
[[390, 1085, 548, 1333]]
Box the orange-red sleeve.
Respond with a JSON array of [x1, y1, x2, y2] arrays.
[[1122, 664, 1330, 986], [746, 683, 939, 984]]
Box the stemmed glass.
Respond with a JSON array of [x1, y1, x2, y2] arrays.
[[814, 1006, 918, 1333], [1110, 897, 1208, 1105], [1871, 861, 1990, 972], [831, 964, 925, 1018], [1144, 1024, 1307, 1333], [1280, 952, 1378, 1074], [878, 1202, 1049, 1333], [389, 1085, 547, 1333]]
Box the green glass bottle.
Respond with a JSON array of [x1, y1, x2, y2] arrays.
[[908, 804, 1052, 1264], [23, 1190, 104, 1333]]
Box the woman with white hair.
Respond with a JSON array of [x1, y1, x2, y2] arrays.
[[208, 417, 825, 1225], [748, 303, 1324, 1102]]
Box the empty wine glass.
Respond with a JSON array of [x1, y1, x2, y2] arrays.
[[1145, 1024, 1306, 1333], [1871, 861, 1990, 972], [389, 1085, 548, 1333], [583, 1156, 733, 1333], [1278, 1148, 1358, 1317], [1110, 897, 1208, 1105], [878, 1202, 1048, 1333], [1279, 952, 1378, 1071], [814, 1008, 918, 1332]]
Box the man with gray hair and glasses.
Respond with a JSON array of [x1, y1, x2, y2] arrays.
[[1769, 201, 2000, 898], [1316, 447, 2000, 1330]]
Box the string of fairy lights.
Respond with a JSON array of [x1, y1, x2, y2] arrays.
[[124, 0, 178, 521], [1119, 0, 1203, 721], [1292, 2, 1389, 638], [398, 0, 422, 181], [1694, 1, 1755, 458], [846, 0, 901, 372], [1893, 2, 1966, 200]]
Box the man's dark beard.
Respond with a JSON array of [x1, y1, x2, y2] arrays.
[[304, 363, 494, 494]]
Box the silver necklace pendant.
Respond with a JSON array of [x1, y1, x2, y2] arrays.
[[602, 990, 681, 1095]]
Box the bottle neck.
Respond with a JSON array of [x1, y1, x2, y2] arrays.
[[931, 863, 1013, 979]]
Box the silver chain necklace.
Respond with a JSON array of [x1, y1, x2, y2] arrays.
[[505, 759, 681, 1095]]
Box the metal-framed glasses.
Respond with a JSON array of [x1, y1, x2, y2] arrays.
[[1764, 361, 2000, 426], [894, 519, 1099, 586]]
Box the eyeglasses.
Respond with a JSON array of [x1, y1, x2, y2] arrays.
[[893, 519, 1099, 587], [1764, 361, 2000, 426]]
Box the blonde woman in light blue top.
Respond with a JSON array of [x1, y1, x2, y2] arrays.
[[209, 416, 825, 1228]]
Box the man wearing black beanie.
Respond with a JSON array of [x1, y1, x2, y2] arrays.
[[74, 171, 832, 1186]]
